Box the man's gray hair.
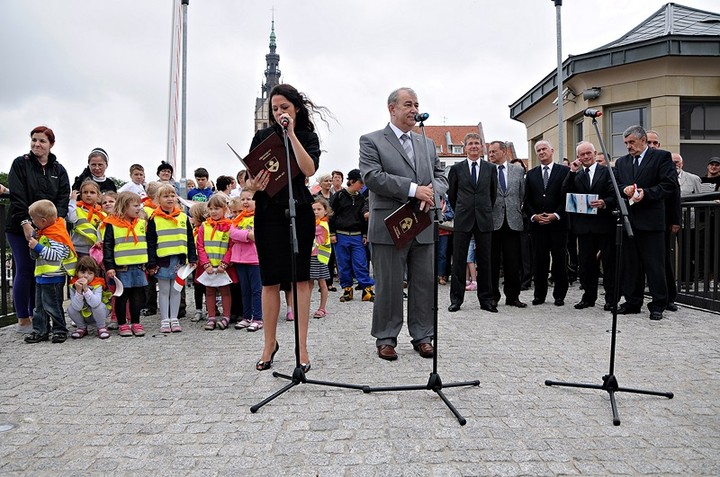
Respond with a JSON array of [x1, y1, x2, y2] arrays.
[[575, 141, 596, 154], [387, 87, 417, 106], [623, 125, 647, 140]]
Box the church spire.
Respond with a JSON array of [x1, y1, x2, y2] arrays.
[[262, 15, 281, 98]]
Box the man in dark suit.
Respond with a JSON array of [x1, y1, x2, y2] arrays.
[[563, 142, 617, 310], [524, 140, 570, 306], [615, 125, 677, 320], [447, 133, 497, 313], [359, 87, 448, 360], [488, 140, 527, 308]]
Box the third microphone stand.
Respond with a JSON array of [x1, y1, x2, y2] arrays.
[[544, 114, 673, 425], [362, 117, 480, 425], [250, 123, 365, 413]]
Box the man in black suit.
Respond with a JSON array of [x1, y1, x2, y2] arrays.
[[563, 141, 617, 310], [447, 133, 497, 312], [615, 125, 677, 320], [524, 140, 570, 306]]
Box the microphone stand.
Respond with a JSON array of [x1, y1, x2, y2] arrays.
[[362, 117, 480, 425], [250, 124, 366, 414], [544, 116, 673, 425]]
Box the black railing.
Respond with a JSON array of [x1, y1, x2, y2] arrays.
[[0, 201, 16, 321], [676, 192, 720, 312]]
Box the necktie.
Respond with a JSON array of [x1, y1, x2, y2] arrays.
[[400, 134, 414, 164], [543, 165, 549, 189], [471, 161, 478, 185], [585, 167, 591, 185], [498, 164, 507, 193], [633, 155, 639, 177]]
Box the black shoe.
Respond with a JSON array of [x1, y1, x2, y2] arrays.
[[650, 311, 664, 321], [355, 284, 363, 290], [505, 299, 527, 308], [554, 299, 565, 306], [532, 298, 545, 306], [666, 302, 679, 312], [617, 303, 641, 315], [24, 332, 49, 344], [481, 303, 498, 313], [328, 286, 337, 292], [51, 333, 67, 344], [574, 301, 595, 309], [603, 303, 614, 311], [448, 303, 461, 312]]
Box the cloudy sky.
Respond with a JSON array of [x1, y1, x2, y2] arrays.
[[1, 0, 717, 185]]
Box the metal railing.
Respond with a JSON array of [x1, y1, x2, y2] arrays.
[[0, 201, 16, 321], [676, 192, 720, 312]]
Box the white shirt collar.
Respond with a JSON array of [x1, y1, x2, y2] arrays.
[[388, 122, 409, 140]]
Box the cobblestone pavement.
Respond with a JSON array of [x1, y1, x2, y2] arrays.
[[0, 282, 718, 476]]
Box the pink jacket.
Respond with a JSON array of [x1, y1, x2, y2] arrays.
[[229, 216, 259, 265]]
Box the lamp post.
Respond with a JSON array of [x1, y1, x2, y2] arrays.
[[553, 0, 564, 161]]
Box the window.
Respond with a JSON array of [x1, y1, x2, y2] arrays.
[[436, 145, 443, 153], [451, 145, 464, 154], [573, 117, 584, 152], [608, 104, 648, 160], [680, 99, 720, 175]]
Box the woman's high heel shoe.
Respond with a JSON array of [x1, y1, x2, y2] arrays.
[[300, 362, 311, 373], [255, 342, 280, 371]]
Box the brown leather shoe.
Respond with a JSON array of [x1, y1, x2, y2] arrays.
[[377, 345, 398, 361], [413, 342, 434, 358]]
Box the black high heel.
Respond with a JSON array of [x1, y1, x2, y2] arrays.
[[255, 342, 280, 371], [300, 362, 311, 373]]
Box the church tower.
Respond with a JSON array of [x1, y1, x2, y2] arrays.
[[254, 18, 282, 132]]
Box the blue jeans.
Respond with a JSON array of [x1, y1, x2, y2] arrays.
[[32, 281, 67, 336], [235, 264, 263, 320], [7, 231, 36, 318], [336, 234, 374, 288]]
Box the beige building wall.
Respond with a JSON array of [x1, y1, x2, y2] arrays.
[[517, 57, 720, 167]]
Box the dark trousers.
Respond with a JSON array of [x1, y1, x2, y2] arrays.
[[622, 230, 668, 313], [450, 227, 492, 306], [531, 228, 568, 301], [577, 232, 616, 305], [116, 287, 145, 325], [491, 222, 522, 302], [32, 281, 66, 335], [664, 230, 678, 304], [144, 275, 157, 313]]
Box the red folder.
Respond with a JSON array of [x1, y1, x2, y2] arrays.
[[384, 200, 431, 249], [227, 133, 299, 197]]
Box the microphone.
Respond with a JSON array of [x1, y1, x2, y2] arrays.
[[280, 117, 289, 128], [414, 113, 429, 122], [583, 108, 602, 118]]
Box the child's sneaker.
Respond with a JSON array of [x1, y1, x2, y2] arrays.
[[285, 310, 294, 321], [465, 281, 477, 291], [159, 320, 171, 333], [107, 318, 119, 330], [362, 286, 375, 302], [247, 320, 263, 332], [235, 318, 252, 329], [118, 324, 133, 337], [131, 323, 145, 337], [170, 319, 182, 333], [339, 287, 353, 302], [191, 310, 205, 322]]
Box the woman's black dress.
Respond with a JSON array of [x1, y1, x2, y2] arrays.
[[250, 126, 320, 288]]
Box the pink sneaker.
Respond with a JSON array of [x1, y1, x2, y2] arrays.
[[170, 319, 182, 333], [118, 324, 132, 337], [286, 310, 294, 321], [131, 323, 145, 337], [247, 320, 264, 331], [465, 281, 477, 291], [159, 321, 171, 333]]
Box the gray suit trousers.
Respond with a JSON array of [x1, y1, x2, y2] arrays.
[[371, 241, 435, 347]]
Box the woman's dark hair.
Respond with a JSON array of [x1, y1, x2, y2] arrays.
[[268, 84, 331, 132], [216, 175, 233, 192], [31, 126, 55, 145]]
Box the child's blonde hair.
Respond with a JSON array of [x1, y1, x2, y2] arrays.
[[156, 184, 176, 198], [79, 178, 102, 196], [207, 194, 229, 210], [101, 191, 118, 202], [28, 199, 58, 220], [145, 181, 162, 200], [113, 191, 141, 217], [189, 203, 208, 224]]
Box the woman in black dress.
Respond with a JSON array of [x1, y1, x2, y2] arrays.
[[250, 84, 327, 372]]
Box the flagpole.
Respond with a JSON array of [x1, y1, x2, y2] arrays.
[[181, 0, 189, 183]]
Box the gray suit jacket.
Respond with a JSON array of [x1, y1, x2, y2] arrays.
[[492, 161, 525, 231], [359, 124, 448, 245]]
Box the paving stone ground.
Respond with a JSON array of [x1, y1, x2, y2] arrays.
[[0, 281, 718, 476]]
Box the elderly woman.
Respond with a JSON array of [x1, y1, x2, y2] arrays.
[[7, 126, 70, 333], [72, 147, 117, 193], [313, 173, 333, 201]]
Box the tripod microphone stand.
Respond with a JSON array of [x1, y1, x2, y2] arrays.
[[250, 123, 365, 414], [545, 115, 673, 425], [362, 117, 480, 426]]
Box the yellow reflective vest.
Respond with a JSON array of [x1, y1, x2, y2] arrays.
[[153, 212, 188, 257], [316, 220, 331, 265], [202, 222, 229, 267], [34, 236, 77, 277], [113, 220, 148, 266], [74, 205, 104, 244]]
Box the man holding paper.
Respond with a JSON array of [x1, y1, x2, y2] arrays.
[[359, 87, 448, 361], [563, 142, 616, 310]]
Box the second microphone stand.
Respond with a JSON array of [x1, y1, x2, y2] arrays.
[[362, 119, 480, 425], [250, 124, 365, 413], [544, 116, 673, 425]]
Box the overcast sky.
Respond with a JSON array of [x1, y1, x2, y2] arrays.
[[1, 0, 717, 185]]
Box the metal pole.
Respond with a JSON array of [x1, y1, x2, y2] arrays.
[[554, 0, 564, 161], [181, 0, 189, 182]]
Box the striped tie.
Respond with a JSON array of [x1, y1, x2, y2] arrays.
[[400, 134, 414, 163]]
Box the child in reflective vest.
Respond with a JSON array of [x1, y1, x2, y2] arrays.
[[311, 197, 331, 318], [229, 192, 262, 331], [69, 256, 111, 339], [196, 194, 236, 330], [103, 191, 148, 337], [147, 184, 197, 333], [189, 202, 208, 322], [24, 199, 77, 344], [67, 179, 106, 257]]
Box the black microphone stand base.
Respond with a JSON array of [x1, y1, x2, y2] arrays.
[[545, 374, 673, 426], [250, 367, 367, 414], [363, 373, 480, 425]]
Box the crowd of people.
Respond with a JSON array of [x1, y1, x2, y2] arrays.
[[5, 84, 718, 371]]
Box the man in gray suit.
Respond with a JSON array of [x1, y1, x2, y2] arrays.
[[447, 133, 497, 313], [359, 87, 448, 361], [487, 141, 527, 308]]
